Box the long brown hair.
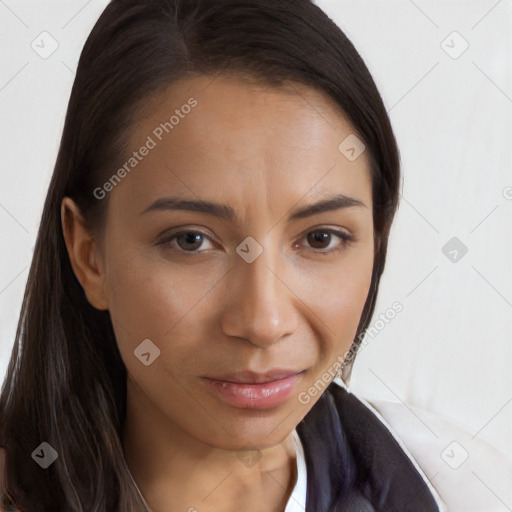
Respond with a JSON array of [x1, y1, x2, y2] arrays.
[[0, 0, 400, 510]]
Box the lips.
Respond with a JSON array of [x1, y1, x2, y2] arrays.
[[203, 369, 304, 384], [200, 369, 306, 409]]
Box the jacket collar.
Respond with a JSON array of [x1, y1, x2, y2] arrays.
[[296, 381, 442, 511]]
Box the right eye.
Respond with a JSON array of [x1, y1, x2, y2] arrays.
[[155, 229, 217, 255]]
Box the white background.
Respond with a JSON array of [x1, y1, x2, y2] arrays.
[[1, 0, 511, 460]]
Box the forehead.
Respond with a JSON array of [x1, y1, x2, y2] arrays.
[[110, 74, 372, 216]]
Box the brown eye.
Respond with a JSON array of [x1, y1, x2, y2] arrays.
[[307, 231, 332, 249], [175, 232, 205, 251], [156, 230, 216, 254], [300, 228, 355, 255]]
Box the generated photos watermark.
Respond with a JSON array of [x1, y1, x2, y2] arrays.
[[93, 97, 198, 200], [298, 301, 403, 404]]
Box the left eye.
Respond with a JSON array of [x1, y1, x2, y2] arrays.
[[156, 228, 354, 255], [299, 229, 355, 254]]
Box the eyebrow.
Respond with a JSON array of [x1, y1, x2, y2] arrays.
[[139, 193, 366, 221]]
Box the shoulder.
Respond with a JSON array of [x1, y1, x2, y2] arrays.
[[333, 378, 512, 512]]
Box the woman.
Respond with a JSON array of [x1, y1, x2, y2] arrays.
[[1, 1, 509, 511]]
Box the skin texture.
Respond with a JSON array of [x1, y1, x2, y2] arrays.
[[61, 75, 374, 512]]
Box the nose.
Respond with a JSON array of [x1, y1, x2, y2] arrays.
[[220, 243, 300, 348]]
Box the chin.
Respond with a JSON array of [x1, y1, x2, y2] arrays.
[[195, 408, 301, 451]]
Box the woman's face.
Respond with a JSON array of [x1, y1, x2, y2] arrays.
[[91, 75, 374, 450]]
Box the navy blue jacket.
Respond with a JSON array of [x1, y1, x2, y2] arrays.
[[296, 381, 441, 512]]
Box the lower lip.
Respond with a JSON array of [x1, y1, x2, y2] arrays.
[[201, 373, 303, 410]]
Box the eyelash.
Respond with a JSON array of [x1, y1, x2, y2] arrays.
[[155, 228, 356, 257]]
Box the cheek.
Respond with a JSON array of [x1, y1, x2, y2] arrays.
[[294, 247, 374, 385], [104, 249, 218, 356], [333, 261, 373, 339], [300, 247, 374, 340]]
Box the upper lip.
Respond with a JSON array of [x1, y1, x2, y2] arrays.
[[203, 369, 304, 384]]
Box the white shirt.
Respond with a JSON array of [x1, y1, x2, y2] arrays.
[[283, 428, 307, 512]]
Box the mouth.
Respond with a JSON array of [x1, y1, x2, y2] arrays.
[[203, 368, 305, 384], [200, 369, 306, 409]]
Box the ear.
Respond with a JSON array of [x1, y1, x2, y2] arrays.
[[60, 197, 109, 311]]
